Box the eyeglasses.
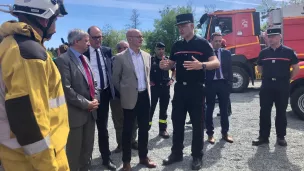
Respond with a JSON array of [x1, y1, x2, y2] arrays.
[[128, 36, 144, 39], [90, 35, 103, 40]]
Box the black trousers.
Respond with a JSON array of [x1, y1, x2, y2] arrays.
[[259, 79, 289, 139], [96, 87, 111, 161], [206, 80, 230, 136], [228, 96, 232, 115], [171, 82, 205, 159], [122, 90, 150, 163], [149, 84, 170, 131]]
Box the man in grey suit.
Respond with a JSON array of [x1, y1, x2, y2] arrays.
[[112, 29, 157, 171], [55, 29, 99, 171], [110, 41, 138, 154]]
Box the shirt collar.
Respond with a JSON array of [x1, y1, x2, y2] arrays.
[[183, 35, 197, 44], [89, 46, 99, 53], [129, 48, 141, 56], [269, 44, 283, 51], [69, 47, 82, 58], [214, 48, 221, 52]]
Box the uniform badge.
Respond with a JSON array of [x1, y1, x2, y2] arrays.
[[272, 60, 275, 63]]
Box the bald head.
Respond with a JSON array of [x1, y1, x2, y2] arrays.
[[126, 29, 143, 50], [116, 40, 129, 53], [126, 29, 140, 37], [88, 26, 103, 49]]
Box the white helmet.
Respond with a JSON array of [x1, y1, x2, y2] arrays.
[[12, 0, 60, 19]]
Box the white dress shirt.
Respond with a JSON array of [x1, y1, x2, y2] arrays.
[[89, 46, 108, 89], [129, 48, 146, 91]]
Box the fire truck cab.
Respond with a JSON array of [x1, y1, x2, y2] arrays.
[[198, 4, 304, 119], [198, 4, 304, 92]]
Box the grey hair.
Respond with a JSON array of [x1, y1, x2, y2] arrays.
[[67, 29, 89, 45], [116, 40, 128, 51]]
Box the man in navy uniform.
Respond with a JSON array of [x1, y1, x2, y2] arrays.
[[149, 42, 176, 138], [205, 32, 233, 144], [160, 13, 220, 170], [252, 27, 299, 147]]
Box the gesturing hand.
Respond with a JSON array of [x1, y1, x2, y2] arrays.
[[159, 56, 169, 70], [183, 56, 203, 70]]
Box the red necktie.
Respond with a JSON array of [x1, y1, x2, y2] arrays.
[[79, 55, 95, 99]]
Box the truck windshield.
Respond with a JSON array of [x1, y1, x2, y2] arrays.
[[198, 17, 210, 39]]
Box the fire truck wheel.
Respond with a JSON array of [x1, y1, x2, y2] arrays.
[[290, 87, 304, 120], [232, 66, 249, 93]]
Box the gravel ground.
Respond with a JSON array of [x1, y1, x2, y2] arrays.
[[1, 81, 303, 171], [89, 81, 304, 171]]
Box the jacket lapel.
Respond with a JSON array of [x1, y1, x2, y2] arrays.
[[68, 49, 89, 84], [140, 50, 148, 75]]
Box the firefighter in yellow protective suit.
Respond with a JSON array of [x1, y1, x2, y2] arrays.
[[0, 0, 70, 171]]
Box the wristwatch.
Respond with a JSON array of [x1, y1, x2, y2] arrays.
[[202, 63, 206, 70]]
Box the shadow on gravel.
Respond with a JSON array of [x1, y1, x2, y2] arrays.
[[152, 125, 196, 150], [202, 141, 226, 169], [286, 111, 304, 131], [148, 135, 171, 150], [248, 145, 302, 171], [159, 155, 193, 171]]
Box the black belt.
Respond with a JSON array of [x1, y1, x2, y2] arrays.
[[98, 86, 110, 93], [153, 82, 169, 86], [263, 77, 289, 81], [176, 81, 204, 86]]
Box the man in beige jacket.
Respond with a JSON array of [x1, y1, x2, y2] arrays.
[[112, 29, 156, 171]]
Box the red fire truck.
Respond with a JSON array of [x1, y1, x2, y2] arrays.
[[198, 4, 304, 119]]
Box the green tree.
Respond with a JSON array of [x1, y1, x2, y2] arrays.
[[144, 4, 194, 55], [260, 22, 267, 32], [126, 9, 141, 29], [256, 0, 278, 20], [47, 50, 54, 58], [102, 25, 127, 54]]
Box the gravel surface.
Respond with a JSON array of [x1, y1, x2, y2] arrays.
[[1, 81, 303, 171], [89, 81, 304, 171]]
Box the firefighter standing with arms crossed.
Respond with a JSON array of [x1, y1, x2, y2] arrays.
[[160, 13, 220, 170], [0, 0, 70, 170], [252, 27, 299, 147], [149, 42, 176, 139]]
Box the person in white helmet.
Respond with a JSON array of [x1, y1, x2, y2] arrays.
[[0, 0, 70, 171]]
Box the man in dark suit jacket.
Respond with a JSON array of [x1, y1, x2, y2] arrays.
[[205, 32, 233, 144], [83, 26, 116, 170], [55, 29, 99, 171]]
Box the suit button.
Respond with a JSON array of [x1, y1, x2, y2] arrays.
[[136, 88, 138, 90], [136, 78, 138, 80]]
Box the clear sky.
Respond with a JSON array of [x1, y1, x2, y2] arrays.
[[0, 0, 286, 48]]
